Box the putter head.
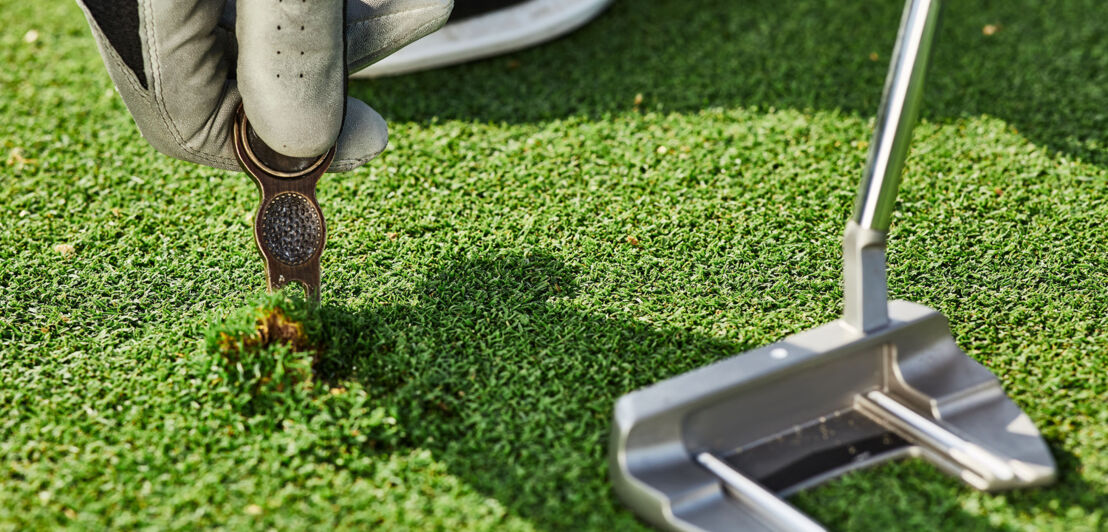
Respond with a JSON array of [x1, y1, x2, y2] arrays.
[[610, 301, 1056, 532]]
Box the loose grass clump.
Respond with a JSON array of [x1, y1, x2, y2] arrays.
[[196, 293, 401, 454], [200, 292, 321, 416]]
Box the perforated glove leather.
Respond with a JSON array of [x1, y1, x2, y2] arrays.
[[77, 0, 452, 171]]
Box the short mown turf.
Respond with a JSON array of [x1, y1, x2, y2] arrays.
[[2, 0, 1106, 529]]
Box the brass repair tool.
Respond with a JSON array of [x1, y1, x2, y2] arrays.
[[232, 104, 335, 300]]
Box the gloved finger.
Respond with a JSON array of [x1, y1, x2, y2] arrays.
[[77, 0, 243, 170], [345, 0, 453, 73], [217, 0, 453, 75], [231, 0, 448, 168], [328, 97, 388, 172], [236, 0, 344, 159], [236, 0, 442, 169], [79, 0, 428, 172]]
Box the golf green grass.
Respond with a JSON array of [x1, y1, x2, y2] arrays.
[[2, 0, 1106, 529]]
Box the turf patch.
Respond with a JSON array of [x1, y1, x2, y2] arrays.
[[199, 292, 402, 447], [1, 0, 1106, 528], [204, 294, 321, 416]]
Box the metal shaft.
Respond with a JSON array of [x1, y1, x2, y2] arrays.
[[853, 0, 942, 231], [843, 0, 942, 333], [697, 453, 827, 532]]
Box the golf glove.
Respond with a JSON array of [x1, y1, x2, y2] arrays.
[[76, 0, 452, 172]]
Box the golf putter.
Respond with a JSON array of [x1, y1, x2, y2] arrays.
[[609, 0, 1056, 530], [233, 105, 334, 301]]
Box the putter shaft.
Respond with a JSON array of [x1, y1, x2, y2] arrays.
[[853, 0, 942, 231]]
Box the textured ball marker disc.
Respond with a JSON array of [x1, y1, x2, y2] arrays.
[[260, 192, 323, 266]]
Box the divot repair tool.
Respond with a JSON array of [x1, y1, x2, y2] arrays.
[[233, 104, 335, 300]]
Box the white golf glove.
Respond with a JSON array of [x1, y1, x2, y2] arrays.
[[77, 0, 452, 172]]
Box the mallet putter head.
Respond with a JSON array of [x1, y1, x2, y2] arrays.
[[232, 105, 335, 300], [609, 301, 1056, 531]]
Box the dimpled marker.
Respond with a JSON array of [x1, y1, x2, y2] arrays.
[[260, 192, 322, 266]]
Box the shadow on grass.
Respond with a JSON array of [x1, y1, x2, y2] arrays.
[[310, 251, 1100, 530], [352, 0, 1107, 165], [1000, 444, 1108, 525], [314, 252, 737, 528]]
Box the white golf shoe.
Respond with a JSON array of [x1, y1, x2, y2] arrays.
[[351, 0, 612, 77]]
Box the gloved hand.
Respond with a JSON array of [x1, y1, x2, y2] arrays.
[[76, 0, 452, 172]]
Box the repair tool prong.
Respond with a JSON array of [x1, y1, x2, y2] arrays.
[[232, 104, 335, 301]]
